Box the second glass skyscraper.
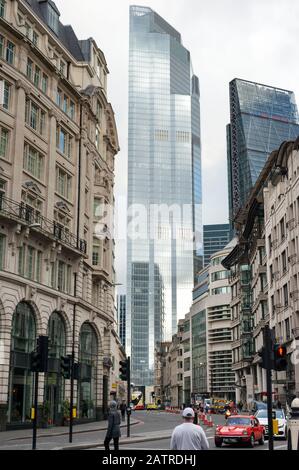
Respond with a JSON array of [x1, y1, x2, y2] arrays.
[[127, 6, 202, 385]]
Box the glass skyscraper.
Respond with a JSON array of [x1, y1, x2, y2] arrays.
[[227, 78, 299, 223], [127, 5, 202, 385], [203, 224, 230, 267]]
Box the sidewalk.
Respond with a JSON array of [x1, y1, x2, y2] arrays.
[[0, 418, 141, 444], [55, 429, 174, 450]]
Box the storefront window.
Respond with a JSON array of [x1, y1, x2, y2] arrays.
[[78, 323, 98, 419], [8, 302, 36, 424], [45, 312, 66, 425]]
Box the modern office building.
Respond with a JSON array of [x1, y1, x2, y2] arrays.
[[203, 224, 230, 267], [117, 295, 126, 349], [227, 78, 299, 226], [127, 5, 202, 385], [0, 0, 123, 430]]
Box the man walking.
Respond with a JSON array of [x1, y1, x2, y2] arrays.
[[119, 400, 126, 422], [104, 401, 121, 451], [170, 408, 209, 450]]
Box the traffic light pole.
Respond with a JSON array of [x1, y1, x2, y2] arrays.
[[32, 371, 39, 450], [127, 356, 131, 438], [264, 325, 274, 451]]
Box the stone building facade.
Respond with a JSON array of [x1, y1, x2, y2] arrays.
[[0, 0, 122, 430], [223, 138, 299, 406]]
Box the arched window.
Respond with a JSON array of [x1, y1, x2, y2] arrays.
[[48, 311, 66, 359], [45, 311, 66, 425], [9, 302, 36, 424], [78, 323, 98, 419], [11, 301, 36, 353]]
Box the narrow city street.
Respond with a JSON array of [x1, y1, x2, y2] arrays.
[[0, 411, 287, 450]]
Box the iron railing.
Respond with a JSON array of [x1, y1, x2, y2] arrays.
[[0, 194, 87, 254]]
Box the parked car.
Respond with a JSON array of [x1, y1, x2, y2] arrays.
[[250, 400, 267, 413], [254, 409, 287, 439], [214, 415, 265, 448]]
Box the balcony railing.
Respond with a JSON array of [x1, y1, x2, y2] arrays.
[[0, 194, 87, 254]]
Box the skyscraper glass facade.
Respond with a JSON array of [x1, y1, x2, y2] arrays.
[[227, 78, 299, 223], [127, 6, 202, 385], [117, 295, 126, 349], [203, 224, 230, 267]]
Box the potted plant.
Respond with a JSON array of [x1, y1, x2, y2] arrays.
[[61, 399, 70, 426]]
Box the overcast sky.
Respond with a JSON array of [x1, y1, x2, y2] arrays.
[[55, 0, 299, 288]]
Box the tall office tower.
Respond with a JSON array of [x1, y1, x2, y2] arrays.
[[227, 78, 299, 226], [127, 6, 202, 385], [203, 224, 230, 267], [117, 295, 126, 349]]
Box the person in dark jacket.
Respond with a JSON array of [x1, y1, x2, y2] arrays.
[[119, 400, 126, 422], [104, 401, 121, 450]]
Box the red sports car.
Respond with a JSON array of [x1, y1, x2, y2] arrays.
[[214, 415, 265, 448]]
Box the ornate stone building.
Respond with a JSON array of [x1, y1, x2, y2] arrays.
[[0, 0, 123, 430]]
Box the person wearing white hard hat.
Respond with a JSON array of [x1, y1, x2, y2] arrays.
[[170, 407, 209, 450]]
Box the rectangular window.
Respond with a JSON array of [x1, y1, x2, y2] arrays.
[[95, 126, 100, 150], [93, 198, 105, 219], [56, 260, 71, 293], [48, 5, 59, 34], [18, 246, 25, 276], [56, 125, 72, 159], [0, 233, 5, 269], [0, 126, 9, 159], [24, 144, 44, 180], [25, 23, 31, 39], [32, 31, 39, 47], [280, 218, 285, 241], [63, 94, 68, 113], [27, 58, 33, 81], [27, 246, 35, 280], [0, 0, 5, 18], [56, 166, 72, 199], [41, 74, 48, 94], [283, 284, 288, 307], [96, 101, 102, 125], [6, 41, 14, 64], [25, 99, 45, 135], [282, 250, 287, 272], [2, 80, 10, 109], [0, 35, 3, 58], [92, 242, 102, 266], [69, 101, 75, 120], [56, 88, 62, 107], [60, 60, 66, 77], [36, 251, 42, 282], [33, 65, 41, 88]]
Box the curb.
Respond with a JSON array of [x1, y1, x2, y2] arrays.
[[56, 433, 173, 450], [5, 420, 141, 442]]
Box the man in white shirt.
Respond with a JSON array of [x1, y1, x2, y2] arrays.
[[170, 407, 209, 450]]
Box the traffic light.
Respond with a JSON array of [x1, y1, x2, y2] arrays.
[[73, 362, 80, 381], [61, 355, 71, 379], [119, 359, 128, 381], [30, 351, 41, 372], [273, 343, 287, 371], [258, 346, 273, 370], [30, 336, 48, 372]]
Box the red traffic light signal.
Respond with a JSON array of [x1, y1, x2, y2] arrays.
[[273, 343, 287, 371]]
